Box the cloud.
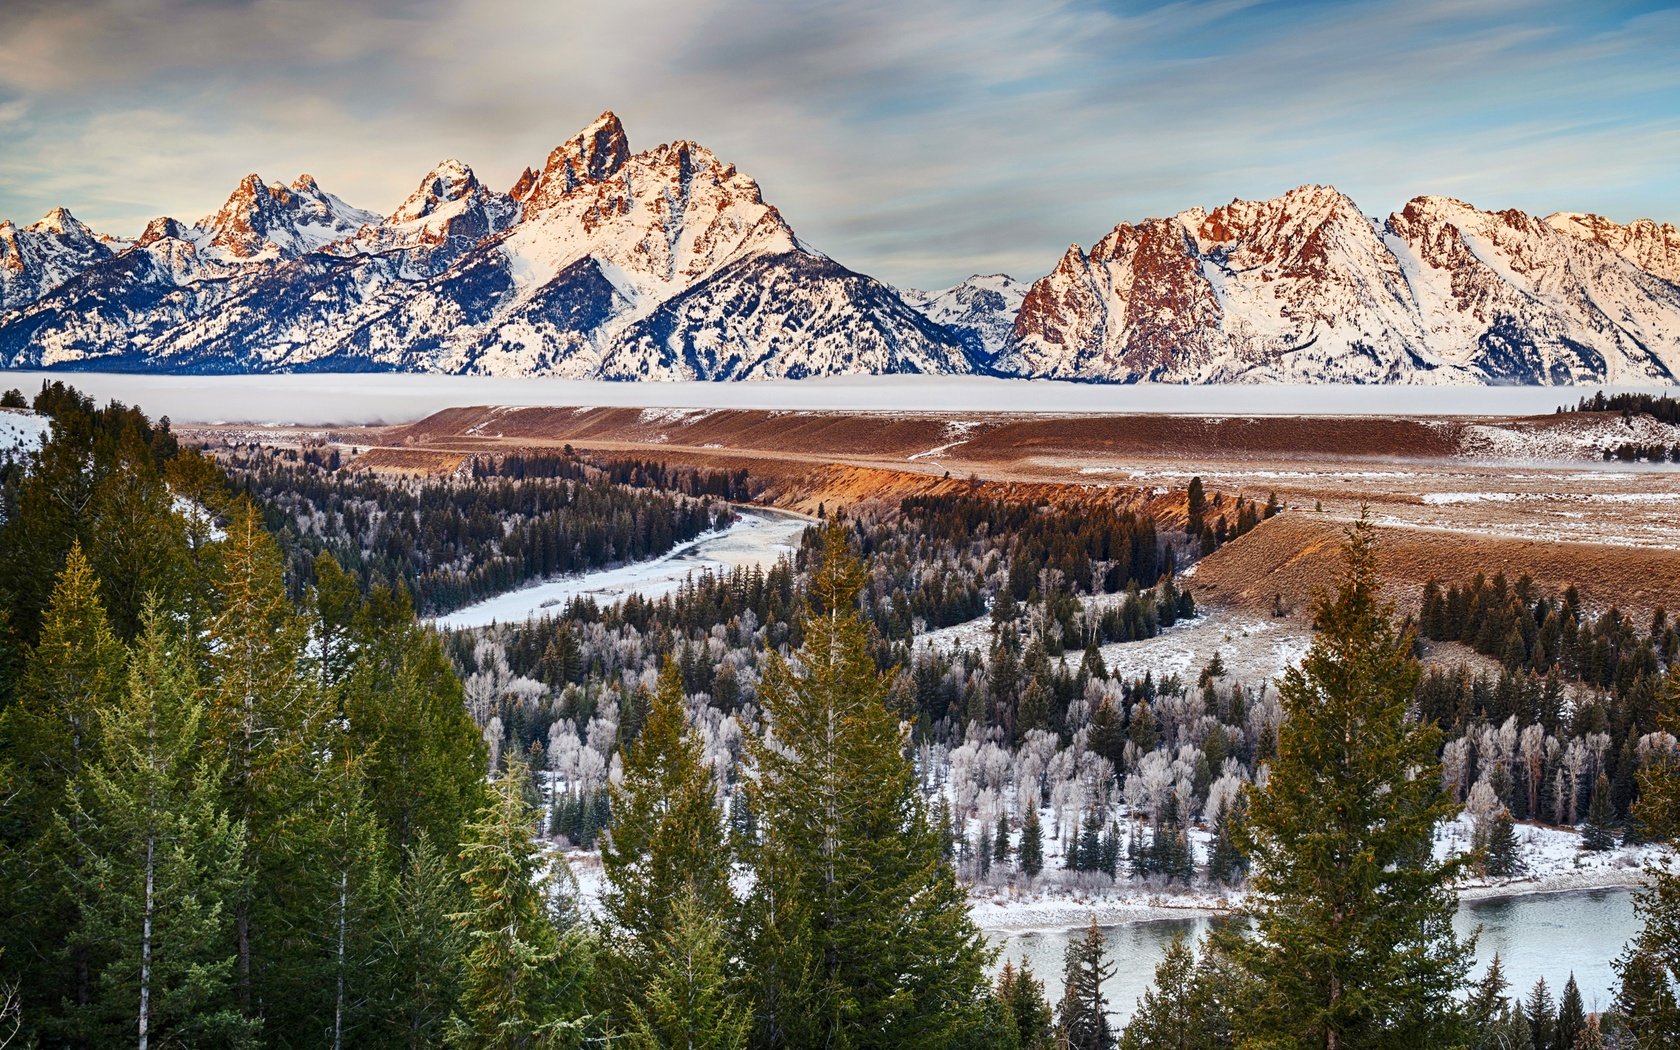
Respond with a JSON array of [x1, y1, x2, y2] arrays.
[[0, 0, 1675, 287]]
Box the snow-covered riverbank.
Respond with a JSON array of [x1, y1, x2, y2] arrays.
[[432, 507, 811, 629]]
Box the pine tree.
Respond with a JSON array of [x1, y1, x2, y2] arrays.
[[994, 811, 1012, 865], [1119, 933, 1211, 1050], [204, 503, 332, 1021], [622, 889, 751, 1050], [1485, 809, 1524, 877], [452, 759, 592, 1049], [60, 601, 257, 1048], [1020, 805, 1045, 880], [1610, 943, 1678, 1048], [602, 660, 733, 1022], [1526, 977, 1556, 1050], [1206, 797, 1246, 887], [1057, 919, 1116, 1050], [1467, 952, 1510, 1047], [1555, 974, 1584, 1050], [383, 830, 469, 1049], [742, 522, 992, 1048], [1582, 773, 1616, 852], [1227, 517, 1474, 1047], [996, 959, 1054, 1050], [1617, 664, 1680, 1045], [0, 543, 126, 1032]]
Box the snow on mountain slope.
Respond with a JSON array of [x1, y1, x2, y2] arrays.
[[341, 159, 521, 277], [1546, 212, 1680, 287], [901, 274, 1026, 360], [4, 121, 1679, 384], [606, 251, 976, 379], [1004, 187, 1680, 384], [192, 174, 379, 262], [0, 208, 116, 314]]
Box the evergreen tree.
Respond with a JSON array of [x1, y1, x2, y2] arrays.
[[1610, 943, 1678, 1048], [1554, 974, 1584, 1050], [452, 759, 592, 1050], [996, 960, 1054, 1050], [1119, 934, 1213, 1050], [742, 522, 993, 1048], [1617, 664, 1680, 1045], [60, 601, 257, 1048], [1019, 806, 1045, 880], [1582, 774, 1616, 852], [1485, 810, 1524, 877], [0, 543, 127, 1033], [206, 500, 334, 1020], [1525, 977, 1556, 1050], [622, 889, 751, 1050], [1057, 919, 1116, 1050], [1467, 953, 1510, 1048], [1227, 517, 1474, 1047], [1206, 797, 1246, 887], [383, 830, 470, 1049], [602, 660, 733, 1023]]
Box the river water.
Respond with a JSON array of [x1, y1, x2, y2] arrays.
[[987, 888, 1639, 1025], [432, 507, 810, 629]]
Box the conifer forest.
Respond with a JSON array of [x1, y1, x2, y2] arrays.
[[2, 382, 1679, 1050]]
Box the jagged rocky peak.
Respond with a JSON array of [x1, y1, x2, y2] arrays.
[[1195, 184, 1368, 250], [509, 166, 539, 202], [1546, 211, 1680, 285], [135, 216, 188, 246], [525, 110, 632, 209], [390, 159, 483, 223], [25, 206, 97, 242], [198, 172, 378, 260]]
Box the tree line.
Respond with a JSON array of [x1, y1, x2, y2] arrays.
[[219, 444, 736, 615]]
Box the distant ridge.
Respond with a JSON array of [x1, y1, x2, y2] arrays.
[[2, 116, 1677, 385]]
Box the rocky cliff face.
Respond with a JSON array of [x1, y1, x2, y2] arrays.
[[1002, 186, 1680, 384], [2, 126, 1677, 384], [0, 111, 972, 379]]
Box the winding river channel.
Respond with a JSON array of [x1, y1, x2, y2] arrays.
[[987, 888, 1640, 1025]]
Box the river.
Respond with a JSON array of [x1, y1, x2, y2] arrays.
[[987, 888, 1640, 1025], [431, 506, 811, 629]]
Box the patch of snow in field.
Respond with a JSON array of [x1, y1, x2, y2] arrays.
[[1464, 414, 1680, 462], [908, 439, 969, 461], [0, 408, 49, 459], [2, 371, 1670, 425], [432, 508, 810, 629], [1422, 490, 1680, 505]]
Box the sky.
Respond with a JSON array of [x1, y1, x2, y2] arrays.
[[0, 0, 1676, 289]]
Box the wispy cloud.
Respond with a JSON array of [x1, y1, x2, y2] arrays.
[[1, 0, 1675, 287]]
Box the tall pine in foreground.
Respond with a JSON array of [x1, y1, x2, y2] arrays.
[[60, 601, 256, 1048], [0, 544, 127, 1037], [743, 521, 992, 1049], [452, 759, 593, 1050], [1613, 662, 1680, 1044], [1228, 516, 1473, 1048]]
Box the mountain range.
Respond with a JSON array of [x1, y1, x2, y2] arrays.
[[3, 112, 1678, 384]]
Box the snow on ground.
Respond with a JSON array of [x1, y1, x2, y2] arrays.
[[432, 507, 810, 629], [0, 407, 49, 460], [2, 371, 1668, 426], [1087, 608, 1311, 688], [1463, 414, 1680, 461]]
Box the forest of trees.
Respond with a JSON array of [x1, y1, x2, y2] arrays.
[[221, 444, 740, 615], [5, 381, 1680, 1046], [1561, 390, 1680, 461]]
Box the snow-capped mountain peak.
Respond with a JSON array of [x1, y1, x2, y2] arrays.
[[1545, 211, 1680, 286], [524, 110, 633, 211], [196, 173, 380, 261], [1, 205, 116, 313], [901, 273, 1027, 360]]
